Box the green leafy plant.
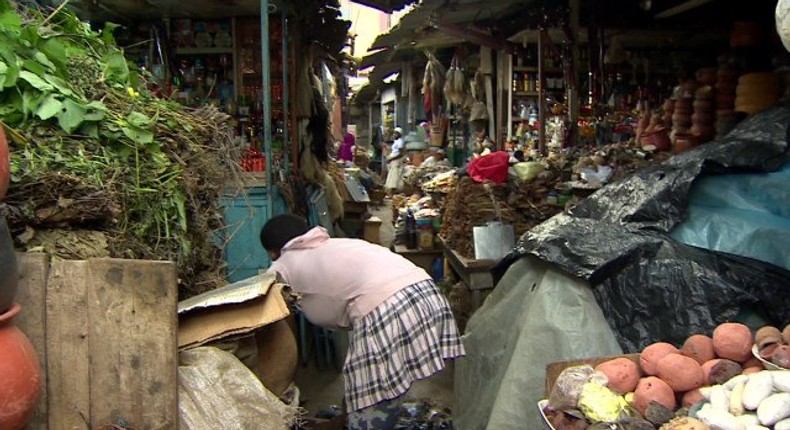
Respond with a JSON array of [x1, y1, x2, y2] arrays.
[[0, 0, 241, 296]]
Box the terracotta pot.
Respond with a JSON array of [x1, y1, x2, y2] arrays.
[[0, 127, 8, 200], [0, 303, 41, 430], [696, 68, 717, 86], [0, 217, 17, 314], [641, 128, 672, 152], [693, 100, 714, 113], [674, 133, 697, 153], [692, 112, 715, 125]]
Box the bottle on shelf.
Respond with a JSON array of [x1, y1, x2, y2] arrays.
[[405, 209, 417, 250]]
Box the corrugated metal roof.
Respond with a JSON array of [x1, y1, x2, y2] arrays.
[[349, 0, 418, 13], [370, 0, 533, 51], [355, 0, 533, 102]]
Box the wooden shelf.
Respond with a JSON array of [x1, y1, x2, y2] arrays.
[[514, 91, 539, 96], [514, 66, 538, 72], [175, 47, 234, 55]]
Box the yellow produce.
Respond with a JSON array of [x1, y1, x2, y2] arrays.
[[577, 381, 629, 423]]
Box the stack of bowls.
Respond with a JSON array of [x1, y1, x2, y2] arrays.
[[672, 91, 694, 141], [691, 85, 715, 143], [715, 61, 740, 138]]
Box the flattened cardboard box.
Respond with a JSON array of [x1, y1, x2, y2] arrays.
[[177, 271, 290, 349]]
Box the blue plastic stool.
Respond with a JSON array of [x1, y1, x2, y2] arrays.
[[296, 310, 337, 370]]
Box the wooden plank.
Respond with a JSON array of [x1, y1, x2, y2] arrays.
[[14, 252, 50, 430], [87, 259, 178, 429], [47, 260, 91, 430]]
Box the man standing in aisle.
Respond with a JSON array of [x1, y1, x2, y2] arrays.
[[385, 126, 405, 196]]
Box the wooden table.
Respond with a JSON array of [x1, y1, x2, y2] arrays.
[[439, 239, 498, 308], [394, 244, 443, 275]]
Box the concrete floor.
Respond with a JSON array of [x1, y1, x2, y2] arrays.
[[294, 199, 456, 417]]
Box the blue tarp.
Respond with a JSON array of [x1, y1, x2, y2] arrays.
[[671, 163, 790, 271]]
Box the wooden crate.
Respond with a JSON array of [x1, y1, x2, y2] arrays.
[[15, 254, 179, 430], [544, 353, 640, 397]]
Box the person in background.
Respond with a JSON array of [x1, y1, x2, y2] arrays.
[[385, 126, 405, 196], [370, 124, 384, 173], [260, 214, 465, 430], [338, 129, 355, 162]]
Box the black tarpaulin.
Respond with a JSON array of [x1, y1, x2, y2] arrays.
[[503, 103, 790, 352]]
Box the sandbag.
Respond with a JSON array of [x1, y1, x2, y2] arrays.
[[178, 346, 299, 430]]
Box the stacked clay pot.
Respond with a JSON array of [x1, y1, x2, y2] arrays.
[[0, 128, 12, 314], [662, 97, 675, 128], [671, 81, 695, 148], [735, 72, 781, 116], [715, 58, 740, 138], [639, 111, 672, 152], [0, 304, 41, 430], [0, 122, 41, 430], [691, 82, 716, 144]]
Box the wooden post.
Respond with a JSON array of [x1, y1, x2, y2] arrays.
[[480, 47, 496, 142], [568, 0, 581, 147]]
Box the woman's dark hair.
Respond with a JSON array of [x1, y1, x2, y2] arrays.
[[260, 214, 310, 252]]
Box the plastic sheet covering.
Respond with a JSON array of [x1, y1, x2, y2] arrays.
[[505, 103, 790, 352], [178, 346, 300, 430], [454, 256, 622, 430], [778, 0, 790, 52], [671, 162, 790, 271]]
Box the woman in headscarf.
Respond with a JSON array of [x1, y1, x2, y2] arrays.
[[384, 126, 405, 196], [338, 130, 355, 162]]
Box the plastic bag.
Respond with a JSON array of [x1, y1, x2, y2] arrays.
[[467, 151, 510, 184], [469, 101, 488, 121], [548, 365, 595, 410], [178, 346, 300, 430], [513, 161, 546, 182], [501, 103, 790, 352], [778, 0, 790, 52], [454, 256, 623, 430]]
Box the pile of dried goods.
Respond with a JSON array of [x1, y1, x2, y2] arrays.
[[0, 1, 242, 298], [439, 142, 673, 259], [404, 165, 454, 190]]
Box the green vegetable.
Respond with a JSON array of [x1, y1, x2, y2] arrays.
[[0, 0, 241, 296]]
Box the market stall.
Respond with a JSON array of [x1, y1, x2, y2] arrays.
[[0, 0, 354, 428]]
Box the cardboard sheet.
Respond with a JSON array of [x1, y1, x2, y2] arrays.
[[177, 271, 290, 349]]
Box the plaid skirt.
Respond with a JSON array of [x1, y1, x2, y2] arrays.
[[343, 280, 465, 412]]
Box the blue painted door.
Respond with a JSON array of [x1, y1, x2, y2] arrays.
[[220, 187, 285, 282]]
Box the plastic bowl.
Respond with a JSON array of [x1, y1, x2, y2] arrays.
[[538, 399, 557, 430], [752, 344, 787, 371]]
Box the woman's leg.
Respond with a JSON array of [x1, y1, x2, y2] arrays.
[[347, 396, 404, 430]]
